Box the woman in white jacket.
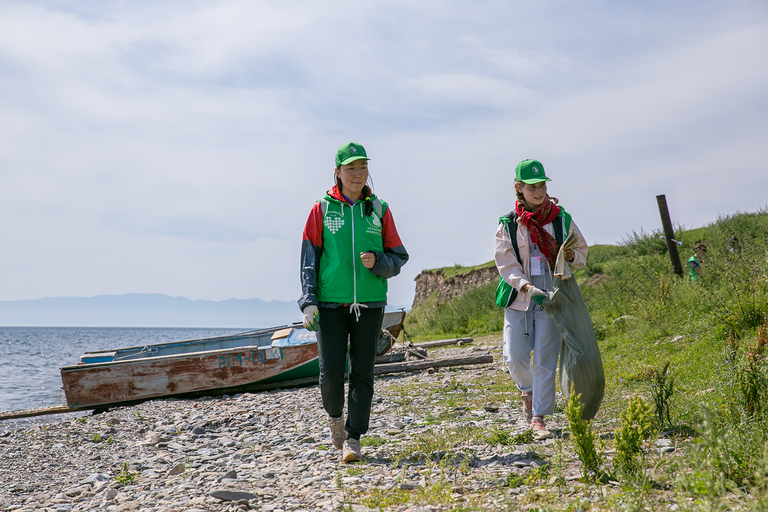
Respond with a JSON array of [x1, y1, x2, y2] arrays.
[[494, 159, 588, 438]]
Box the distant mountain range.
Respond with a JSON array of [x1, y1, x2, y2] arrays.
[[0, 294, 302, 328], [0, 294, 410, 328]]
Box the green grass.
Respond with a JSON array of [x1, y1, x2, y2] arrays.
[[422, 260, 497, 279], [402, 208, 768, 508], [405, 281, 503, 339]]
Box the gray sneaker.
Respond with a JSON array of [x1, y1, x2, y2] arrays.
[[342, 438, 362, 463], [328, 415, 345, 450]]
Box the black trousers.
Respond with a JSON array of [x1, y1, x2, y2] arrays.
[[317, 306, 384, 440]]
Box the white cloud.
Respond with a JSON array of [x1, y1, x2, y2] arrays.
[[1, 0, 767, 309]]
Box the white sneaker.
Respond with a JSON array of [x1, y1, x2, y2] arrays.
[[328, 415, 345, 450], [342, 438, 362, 463]]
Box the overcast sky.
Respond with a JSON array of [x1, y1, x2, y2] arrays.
[[1, 0, 766, 309]]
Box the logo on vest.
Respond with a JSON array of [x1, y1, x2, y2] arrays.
[[365, 213, 382, 235], [324, 212, 344, 234]]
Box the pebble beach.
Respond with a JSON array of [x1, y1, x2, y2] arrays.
[[0, 339, 583, 512]]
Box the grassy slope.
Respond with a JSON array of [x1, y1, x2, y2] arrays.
[[401, 209, 768, 508]]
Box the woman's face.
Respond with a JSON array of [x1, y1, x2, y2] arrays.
[[335, 159, 369, 198], [517, 181, 548, 208]]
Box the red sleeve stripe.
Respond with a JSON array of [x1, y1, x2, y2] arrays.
[[302, 202, 324, 246], [381, 207, 403, 250]]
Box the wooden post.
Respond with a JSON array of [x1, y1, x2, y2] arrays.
[[656, 194, 683, 277]]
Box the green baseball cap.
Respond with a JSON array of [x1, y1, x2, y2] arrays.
[[515, 159, 552, 184], [335, 142, 370, 167]]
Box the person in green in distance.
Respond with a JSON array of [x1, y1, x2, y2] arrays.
[[688, 241, 707, 281], [298, 143, 409, 463], [494, 159, 589, 439]]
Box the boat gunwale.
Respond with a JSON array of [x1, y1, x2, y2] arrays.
[[60, 337, 314, 372], [76, 324, 300, 358]]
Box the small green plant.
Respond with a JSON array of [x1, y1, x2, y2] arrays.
[[317, 445, 329, 451], [115, 462, 137, 485], [504, 473, 525, 488], [90, 433, 102, 443], [738, 318, 768, 419], [747, 441, 768, 511], [445, 378, 467, 392], [679, 406, 747, 505], [76, 417, 87, 424], [180, 458, 192, 479], [361, 435, 386, 447], [346, 466, 363, 476], [105, 436, 115, 444], [526, 464, 550, 485], [564, 388, 606, 482], [650, 362, 675, 430], [485, 427, 511, 446], [551, 438, 567, 487], [484, 427, 534, 446], [334, 471, 343, 489], [614, 395, 653, 479], [513, 430, 535, 444]]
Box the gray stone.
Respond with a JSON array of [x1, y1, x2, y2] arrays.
[[84, 473, 110, 483], [167, 463, 185, 476], [209, 489, 257, 501]]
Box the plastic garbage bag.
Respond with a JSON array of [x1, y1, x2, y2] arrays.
[[541, 230, 605, 420]]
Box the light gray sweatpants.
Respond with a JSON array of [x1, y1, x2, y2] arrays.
[[502, 303, 560, 417]]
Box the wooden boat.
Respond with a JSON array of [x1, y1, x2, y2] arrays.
[[60, 310, 406, 410]]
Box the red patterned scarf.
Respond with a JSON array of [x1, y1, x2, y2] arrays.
[[515, 197, 561, 271]]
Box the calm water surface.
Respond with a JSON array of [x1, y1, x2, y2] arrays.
[[0, 326, 248, 413]]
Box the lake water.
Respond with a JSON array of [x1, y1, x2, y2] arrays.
[[0, 326, 249, 413]]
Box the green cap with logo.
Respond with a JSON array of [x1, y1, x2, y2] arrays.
[[515, 159, 552, 184], [335, 142, 370, 167]]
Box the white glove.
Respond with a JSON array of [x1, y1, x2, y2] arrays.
[[528, 286, 547, 305], [303, 305, 319, 331]]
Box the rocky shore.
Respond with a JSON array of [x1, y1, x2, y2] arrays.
[[0, 338, 584, 512]]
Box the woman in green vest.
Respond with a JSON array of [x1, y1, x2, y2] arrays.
[[298, 142, 409, 462], [494, 159, 588, 438]]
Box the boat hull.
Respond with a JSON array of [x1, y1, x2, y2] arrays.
[[60, 311, 405, 409], [61, 341, 318, 409]]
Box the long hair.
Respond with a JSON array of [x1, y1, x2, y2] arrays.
[[335, 172, 375, 216]]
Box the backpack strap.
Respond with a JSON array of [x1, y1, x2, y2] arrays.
[[553, 214, 564, 246], [372, 197, 383, 218], [499, 211, 521, 264], [496, 212, 521, 309], [555, 205, 572, 246]]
